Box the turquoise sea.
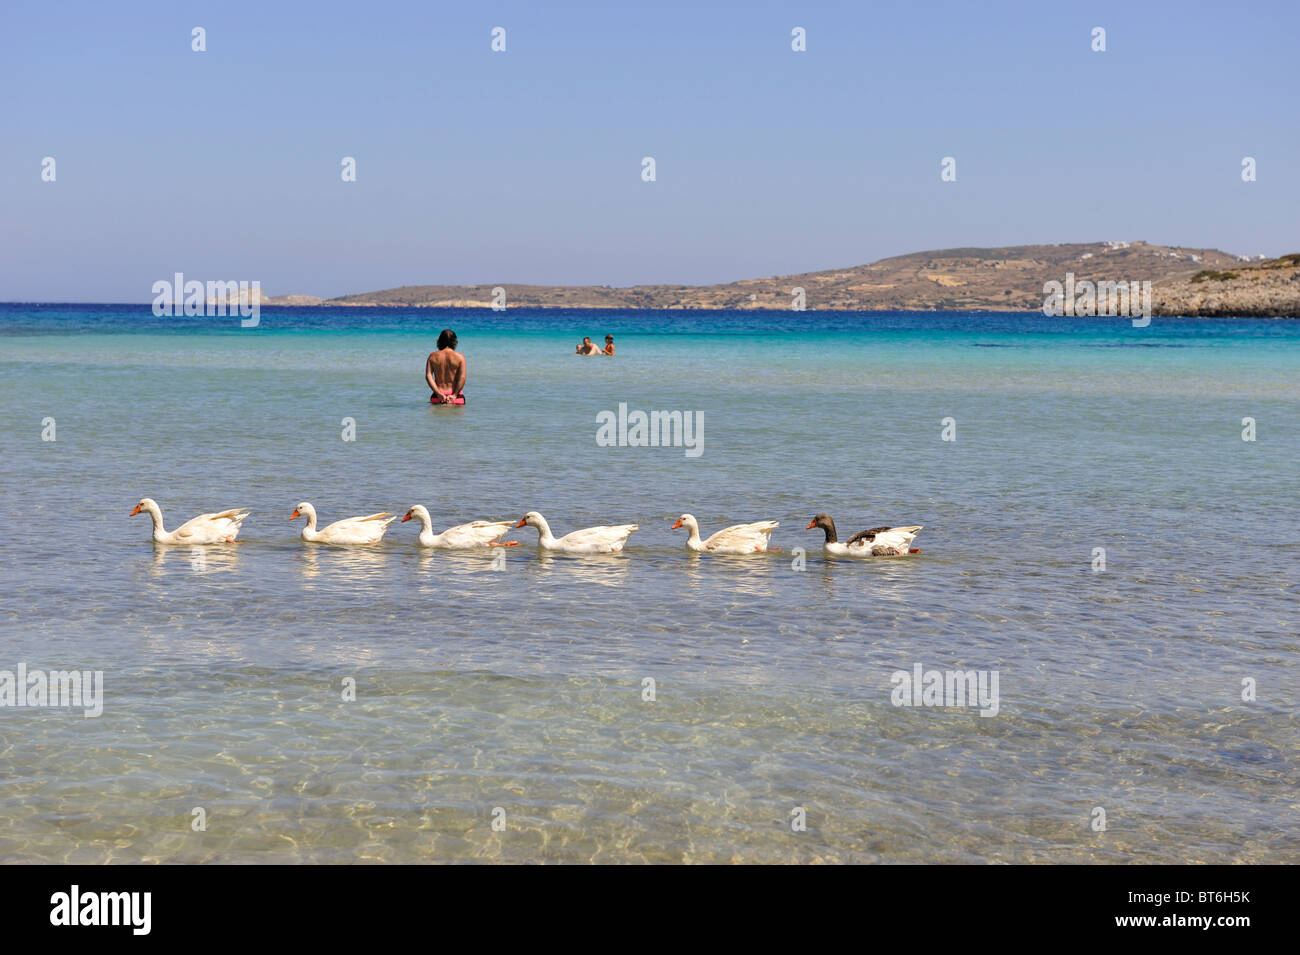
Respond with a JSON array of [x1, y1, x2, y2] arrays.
[[1, 304, 1296, 863]]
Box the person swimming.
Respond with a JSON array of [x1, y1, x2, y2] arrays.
[[426, 329, 467, 404], [575, 336, 600, 356], [601, 335, 615, 356]]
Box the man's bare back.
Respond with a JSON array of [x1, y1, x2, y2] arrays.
[[426, 329, 466, 403]]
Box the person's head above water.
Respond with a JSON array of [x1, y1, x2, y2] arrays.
[[437, 329, 458, 350], [605, 335, 613, 343], [582, 337, 592, 344]]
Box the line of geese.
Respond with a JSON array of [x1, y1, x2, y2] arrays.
[[129, 498, 924, 557]]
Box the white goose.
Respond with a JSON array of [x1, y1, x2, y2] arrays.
[[514, 511, 638, 554], [400, 504, 520, 549], [130, 497, 250, 545], [672, 513, 779, 554], [806, 513, 922, 557], [291, 502, 395, 545]]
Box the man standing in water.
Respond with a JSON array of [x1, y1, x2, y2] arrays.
[[426, 329, 467, 404]]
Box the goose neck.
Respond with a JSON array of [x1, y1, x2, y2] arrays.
[[143, 502, 167, 540], [821, 518, 838, 544], [532, 515, 556, 544]]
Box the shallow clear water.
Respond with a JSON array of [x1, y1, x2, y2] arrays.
[[1, 304, 1296, 863]]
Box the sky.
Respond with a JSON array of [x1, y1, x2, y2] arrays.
[[3, 0, 1297, 302]]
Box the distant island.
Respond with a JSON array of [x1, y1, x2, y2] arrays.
[[263, 242, 1300, 316]]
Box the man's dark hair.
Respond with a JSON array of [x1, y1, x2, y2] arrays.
[[437, 329, 457, 350]]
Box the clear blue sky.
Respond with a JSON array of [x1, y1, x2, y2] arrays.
[[3, 0, 1297, 301]]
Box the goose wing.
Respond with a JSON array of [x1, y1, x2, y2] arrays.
[[848, 525, 922, 554], [845, 525, 894, 546], [350, 512, 396, 524], [558, 524, 639, 549], [440, 520, 515, 546], [318, 512, 397, 543], [172, 508, 251, 542], [194, 508, 251, 523], [704, 521, 779, 551]]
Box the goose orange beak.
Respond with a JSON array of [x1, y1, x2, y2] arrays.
[[129, 504, 142, 516], [515, 518, 526, 528], [290, 508, 301, 520], [805, 520, 816, 530], [400, 511, 412, 522], [671, 519, 683, 529]]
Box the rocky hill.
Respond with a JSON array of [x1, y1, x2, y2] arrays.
[[1153, 254, 1300, 316], [278, 241, 1298, 315]]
